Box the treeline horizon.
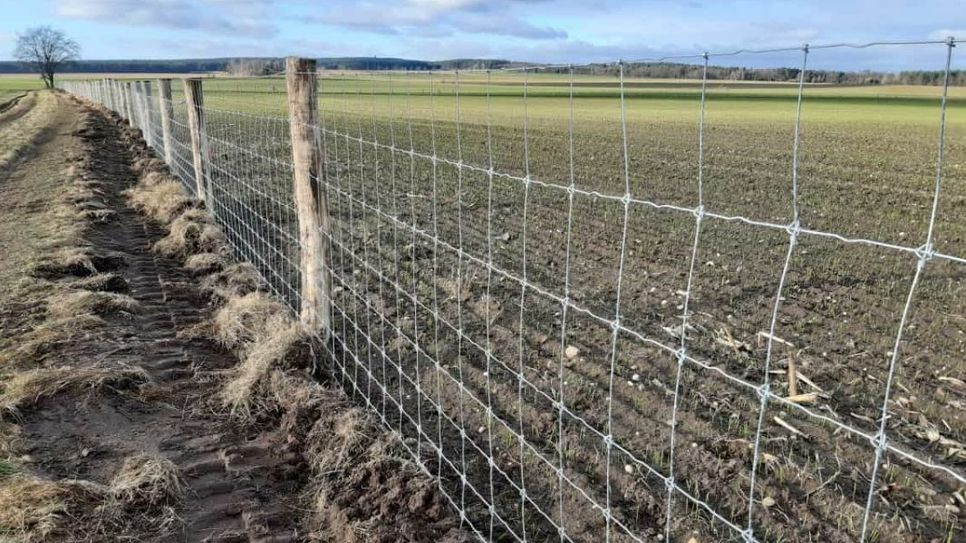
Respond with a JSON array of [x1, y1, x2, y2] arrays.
[[0, 57, 961, 85]]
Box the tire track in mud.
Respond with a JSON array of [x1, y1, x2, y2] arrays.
[[19, 97, 304, 542]]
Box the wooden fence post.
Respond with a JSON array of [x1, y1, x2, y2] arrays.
[[157, 79, 175, 166], [115, 79, 123, 114], [183, 78, 209, 202], [141, 80, 154, 147], [285, 57, 330, 334], [123, 82, 134, 124], [132, 81, 144, 130]]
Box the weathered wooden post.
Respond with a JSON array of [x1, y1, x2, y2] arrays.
[[106, 79, 115, 110], [114, 79, 122, 113], [285, 57, 330, 334], [132, 81, 144, 129], [157, 79, 175, 166], [183, 78, 209, 202], [141, 80, 154, 147], [123, 82, 135, 124]]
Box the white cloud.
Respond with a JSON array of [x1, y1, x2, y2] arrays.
[[54, 0, 279, 38], [928, 29, 966, 41], [309, 0, 565, 40]]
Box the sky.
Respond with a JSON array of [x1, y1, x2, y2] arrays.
[[0, 0, 963, 71]]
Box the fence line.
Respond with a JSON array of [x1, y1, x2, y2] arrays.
[[61, 37, 964, 542]]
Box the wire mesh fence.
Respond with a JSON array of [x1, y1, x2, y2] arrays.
[[61, 37, 966, 542]]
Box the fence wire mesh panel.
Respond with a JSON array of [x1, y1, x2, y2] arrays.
[[60, 37, 966, 543]]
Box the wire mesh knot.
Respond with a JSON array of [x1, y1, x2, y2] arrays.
[[742, 528, 757, 543], [756, 383, 771, 404], [785, 219, 801, 238], [621, 192, 632, 206], [603, 434, 614, 448], [871, 431, 888, 451], [947, 36, 957, 47], [664, 476, 675, 492], [611, 318, 621, 332], [693, 205, 705, 221], [915, 243, 935, 265], [674, 348, 687, 367]]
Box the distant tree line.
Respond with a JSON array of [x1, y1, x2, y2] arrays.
[[1, 56, 962, 85], [225, 58, 284, 76], [569, 62, 966, 86]]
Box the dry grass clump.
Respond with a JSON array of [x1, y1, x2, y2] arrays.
[[153, 208, 226, 259], [109, 454, 183, 506], [201, 262, 263, 300], [47, 291, 139, 320], [0, 475, 106, 542], [29, 247, 126, 279], [123, 180, 194, 224], [137, 171, 168, 186], [212, 293, 304, 418], [0, 364, 150, 413], [0, 314, 105, 368], [306, 405, 372, 473], [212, 292, 290, 353], [184, 252, 227, 275], [131, 157, 166, 176], [0, 455, 181, 541], [30, 247, 97, 278], [67, 273, 129, 293]]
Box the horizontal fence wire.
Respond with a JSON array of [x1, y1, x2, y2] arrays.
[[60, 37, 965, 543]]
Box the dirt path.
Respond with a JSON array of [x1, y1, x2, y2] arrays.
[[0, 93, 464, 542], [0, 92, 302, 541]]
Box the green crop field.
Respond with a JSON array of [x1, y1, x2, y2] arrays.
[[0, 75, 45, 105]]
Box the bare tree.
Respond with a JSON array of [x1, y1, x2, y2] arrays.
[[13, 26, 80, 89]]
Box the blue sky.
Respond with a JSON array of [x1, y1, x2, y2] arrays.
[[0, 0, 963, 70]]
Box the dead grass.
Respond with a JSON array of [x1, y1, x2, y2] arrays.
[[67, 273, 128, 293], [47, 291, 139, 320], [109, 454, 183, 506], [0, 364, 150, 413], [29, 246, 126, 279], [0, 314, 105, 368], [0, 475, 106, 542], [153, 208, 226, 259], [307, 405, 372, 473], [131, 158, 167, 177], [0, 454, 182, 542], [212, 293, 304, 418], [123, 180, 194, 224], [201, 262, 263, 300], [30, 247, 97, 278], [184, 252, 228, 275]]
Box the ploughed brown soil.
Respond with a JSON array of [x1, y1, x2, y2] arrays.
[[0, 91, 466, 542]]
